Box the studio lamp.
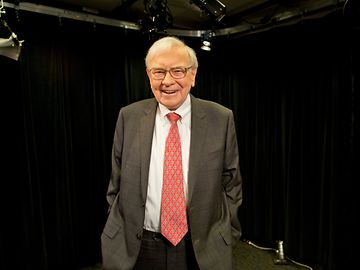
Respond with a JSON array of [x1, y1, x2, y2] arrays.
[[0, 0, 24, 61], [192, 0, 226, 22], [201, 30, 214, 51], [0, 32, 23, 61]]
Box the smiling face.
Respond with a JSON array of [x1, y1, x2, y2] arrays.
[[146, 45, 197, 110]]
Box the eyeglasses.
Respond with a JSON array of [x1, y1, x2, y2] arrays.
[[149, 66, 192, 80]]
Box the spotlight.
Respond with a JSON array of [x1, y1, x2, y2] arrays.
[[139, 0, 173, 34], [201, 40, 211, 51], [0, 1, 24, 61], [201, 30, 214, 51], [192, 0, 226, 22], [0, 34, 23, 61]]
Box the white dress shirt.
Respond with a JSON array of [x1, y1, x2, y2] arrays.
[[143, 94, 191, 232]]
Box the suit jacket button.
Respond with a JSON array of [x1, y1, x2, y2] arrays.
[[137, 233, 142, 240]]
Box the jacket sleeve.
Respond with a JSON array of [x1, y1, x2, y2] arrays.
[[222, 110, 243, 243], [106, 108, 125, 212]]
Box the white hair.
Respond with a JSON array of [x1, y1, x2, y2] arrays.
[[145, 36, 198, 68]]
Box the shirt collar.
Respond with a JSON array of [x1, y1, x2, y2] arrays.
[[158, 94, 191, 120]]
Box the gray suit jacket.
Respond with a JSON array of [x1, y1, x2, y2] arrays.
[[101, 95, 243, 270]]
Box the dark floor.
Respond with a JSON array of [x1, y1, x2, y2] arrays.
[[233, 240, 313, 270], [80, 240, 314, 270]]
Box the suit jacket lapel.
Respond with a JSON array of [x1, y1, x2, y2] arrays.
[[188, 95, 207, 205], [138, 96, 207, 205], [139, 99, 157, 203]]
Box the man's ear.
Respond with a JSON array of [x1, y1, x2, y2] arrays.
[[191, 68, 197, 87]]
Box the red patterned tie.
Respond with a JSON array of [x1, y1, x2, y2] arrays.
[[161, 113, 188, 246]]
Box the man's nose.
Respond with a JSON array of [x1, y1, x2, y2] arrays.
[[161, 71, 176, 84]]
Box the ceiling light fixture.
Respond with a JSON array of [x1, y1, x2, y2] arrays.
[[192, 0, 226, 22], [139, 0, 173, 34], [201, 30, 214, 51]]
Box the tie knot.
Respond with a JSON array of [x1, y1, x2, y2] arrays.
[[167, 113, 180, 124]]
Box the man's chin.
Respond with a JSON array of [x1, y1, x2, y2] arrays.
[[160, 100, 179, 110]]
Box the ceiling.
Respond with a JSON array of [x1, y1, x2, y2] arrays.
[[3, 0, 348, 36]]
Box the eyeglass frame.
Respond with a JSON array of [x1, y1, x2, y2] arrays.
[[148, 66, 193, 80]]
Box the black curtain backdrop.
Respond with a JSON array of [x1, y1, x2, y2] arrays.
[[0, 8, 358, 270]]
